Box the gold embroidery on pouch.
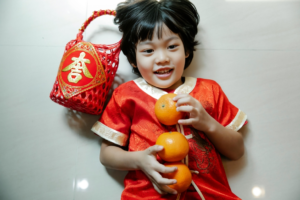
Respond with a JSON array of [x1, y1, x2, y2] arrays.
[[91, 121, 128, 146], [58, 42, 106, 99], [62, 52, 93, 83]]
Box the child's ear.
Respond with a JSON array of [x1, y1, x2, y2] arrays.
[[131, 63, 137, 68], [185, 53, 189, 58]]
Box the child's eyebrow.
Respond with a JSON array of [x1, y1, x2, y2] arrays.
[[138, 36, 180, 45]]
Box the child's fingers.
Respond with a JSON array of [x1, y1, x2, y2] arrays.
[[146, 145, 164, 155], [155, 163, 178, 174], [175, 96, 193, 107], [150, 175, 177, 195], [151, 164, 177, 184], [149, 171, 174, 185], [152, 173, 177, 186], [147, 174, 169, 194], [146, 167, 178, 195], [178, 118, 194, 125], [152, 183, 167, 195], [176, 105, 193, 113], [173, 93, 188, 101]]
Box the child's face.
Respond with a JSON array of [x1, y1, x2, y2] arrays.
[[135, 24, 188, 89]]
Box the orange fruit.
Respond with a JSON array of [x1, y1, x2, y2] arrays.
[[162, 162, 192, 193], [156, 132, 189, 162], [155, 93, 183, 125]]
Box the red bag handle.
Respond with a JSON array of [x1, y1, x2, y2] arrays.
[[80, 9, 116, 32], [76, 9, 117, 41]]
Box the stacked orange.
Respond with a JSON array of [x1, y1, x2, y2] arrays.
[[155, 94, 192, 193]]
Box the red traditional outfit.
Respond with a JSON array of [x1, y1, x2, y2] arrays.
[[92, 77, 247, 200]]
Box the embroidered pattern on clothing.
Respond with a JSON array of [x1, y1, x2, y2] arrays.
[[188, 127, 214, 174]]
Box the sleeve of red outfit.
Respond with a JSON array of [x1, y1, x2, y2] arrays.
[[91, 89, 131, 146], [214, 83, 247, 131]]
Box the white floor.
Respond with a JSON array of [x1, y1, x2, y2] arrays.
[[0, 0, 300, 199]]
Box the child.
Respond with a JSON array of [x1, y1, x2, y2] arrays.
[[91, 0, 247, 199]]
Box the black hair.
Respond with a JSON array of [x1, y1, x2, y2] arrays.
[[114, 0, 200, 76]]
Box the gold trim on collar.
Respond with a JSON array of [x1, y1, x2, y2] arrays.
[[133, 78, 167, 99], [174, 77, 197, 94], [133, 77, 197, 99], [91, 121, 128, 146], [226, 109, 247, 131]]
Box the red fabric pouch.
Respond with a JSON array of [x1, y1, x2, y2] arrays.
[[50, 10, 121, 115]]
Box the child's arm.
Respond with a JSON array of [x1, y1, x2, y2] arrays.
[[100, 139, 178, 195], [174, 94, 244, 160]]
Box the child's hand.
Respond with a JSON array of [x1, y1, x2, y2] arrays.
[[173, 94, 216, 132], [136, 145, 178, 195]]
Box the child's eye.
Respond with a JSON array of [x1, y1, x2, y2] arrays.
[[168, 45, 178, 49], [143, 49, 154, 53]]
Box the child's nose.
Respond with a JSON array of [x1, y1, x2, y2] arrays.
[[155, 50, 170, 64]]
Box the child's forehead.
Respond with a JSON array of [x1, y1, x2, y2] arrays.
[[138, 24, 180, 42]]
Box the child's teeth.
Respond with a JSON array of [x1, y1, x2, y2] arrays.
[[157, 69, 170, 74]]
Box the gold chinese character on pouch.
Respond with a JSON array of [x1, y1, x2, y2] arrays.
[[62, 52, 93, 83]]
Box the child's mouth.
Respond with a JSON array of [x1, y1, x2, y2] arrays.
[[154, 68, 174, 78], [154, 69, 173, 74]]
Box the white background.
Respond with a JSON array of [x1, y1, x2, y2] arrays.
[[0, 0, 300, 199]]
